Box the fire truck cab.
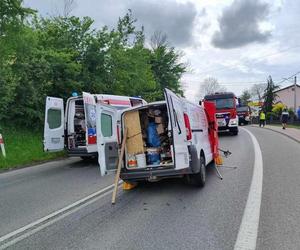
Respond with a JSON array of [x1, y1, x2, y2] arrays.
[[204, 92, 238, 135]]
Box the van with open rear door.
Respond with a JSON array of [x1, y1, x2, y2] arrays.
[[43, 92, 146, 160], [96, 89, 214, 186]]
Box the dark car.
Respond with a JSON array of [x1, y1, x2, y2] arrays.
[[237, 106, 251, 125]]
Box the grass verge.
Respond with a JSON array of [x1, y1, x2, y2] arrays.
[[0, 126, 65, 170]]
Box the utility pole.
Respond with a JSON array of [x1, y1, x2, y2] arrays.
[[294, 76, 297, 114]]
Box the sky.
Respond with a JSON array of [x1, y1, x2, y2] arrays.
[[24, 0, 300, 101]]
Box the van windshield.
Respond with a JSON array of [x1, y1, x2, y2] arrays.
[[237, 106, 249, 112]]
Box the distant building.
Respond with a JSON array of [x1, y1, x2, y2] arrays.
[[274, 83, 300, 111]]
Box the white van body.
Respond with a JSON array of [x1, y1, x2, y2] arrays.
[[96, 89, 214, 186], [43, 92, 146, 158]]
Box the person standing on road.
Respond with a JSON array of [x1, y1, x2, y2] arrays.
[[259, 110, 266, 127], [281, 108, 289, 129]]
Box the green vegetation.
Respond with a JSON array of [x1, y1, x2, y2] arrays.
[[0, 126, 65, 169], [263, 76, 279, 112], [240, 90, 251, 106], [0, 3, 186, 127], [0, 1, 187, 169]]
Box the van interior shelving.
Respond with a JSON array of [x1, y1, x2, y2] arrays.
[[123, 103, 174, 170], [74, 99, 86, 147], [68, 99, 87, 149]]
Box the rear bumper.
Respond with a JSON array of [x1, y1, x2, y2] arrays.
[[67, 148, 97, 157], [238, 116, 250, 122], [120, 166, 192, 181], [218, 125, 238, 131]]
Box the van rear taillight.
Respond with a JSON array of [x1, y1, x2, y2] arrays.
[[183, 113, 192, 141]]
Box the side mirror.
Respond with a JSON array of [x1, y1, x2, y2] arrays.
[[199, 101, 202, 106]]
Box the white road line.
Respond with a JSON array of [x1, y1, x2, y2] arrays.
[[0, 181, 122, 249], [234, 128, 263, 250]]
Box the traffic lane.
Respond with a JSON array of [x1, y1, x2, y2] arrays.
[[9, 129, 255, 250], [0, 158, 114, 236], [247, 127, 300, 250]]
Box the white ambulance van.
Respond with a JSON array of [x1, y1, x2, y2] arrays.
[[96, 89, 214, 186], [43, 92, 146, 159]]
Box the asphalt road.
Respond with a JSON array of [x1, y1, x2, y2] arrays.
[[0, 127, 299, 249], [0, 158, 114, 236]]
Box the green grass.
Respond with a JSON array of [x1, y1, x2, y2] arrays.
[[0, 126, 65, 170]]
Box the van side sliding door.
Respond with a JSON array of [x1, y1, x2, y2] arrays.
[[164, 89, 189, 170], [95, 104, 119, 176]]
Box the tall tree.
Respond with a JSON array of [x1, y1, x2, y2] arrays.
[[250, 83, 266, 101], [240, 90, 251, 105], [263, 76, 279, 112], [198, 77, 226, 97], [149, 32, 186, 100], [0, 7, 187, 127]]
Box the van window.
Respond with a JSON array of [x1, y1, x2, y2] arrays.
[[47, 109, 62, 129], [101, 113, 112, 137]]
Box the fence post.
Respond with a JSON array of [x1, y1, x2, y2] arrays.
[[0, 134, 6, 158]]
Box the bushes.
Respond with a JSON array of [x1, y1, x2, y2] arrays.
[[266, 111, 277, 120], [0, 125, 65, 169], [0, 4, 186, 128]]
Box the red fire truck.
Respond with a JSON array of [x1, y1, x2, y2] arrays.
[[203, 92, 238, 135]]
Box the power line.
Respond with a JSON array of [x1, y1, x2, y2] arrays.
[[184, 71, 300, 87], [184, 79, 274, 86], [275, 71, 300, 85]]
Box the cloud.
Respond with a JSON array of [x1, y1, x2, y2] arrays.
[[128, 0, 197, 46], [212, 0, 271, 49], [24, 0, 198, 46]]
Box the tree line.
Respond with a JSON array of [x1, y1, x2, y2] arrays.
[[0, 0, 186, 128]]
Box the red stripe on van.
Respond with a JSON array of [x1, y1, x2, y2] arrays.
[[103, 99, 131, 105]]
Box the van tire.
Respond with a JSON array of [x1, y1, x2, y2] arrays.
[[80, 156, 96, 161], [188, 145, 200, 173], [188, 155, 206, 187]]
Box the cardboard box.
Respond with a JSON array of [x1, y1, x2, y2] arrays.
[[124, 111, 144, 154], [156, 123, 165, 134], [155, 116, 163, 124]]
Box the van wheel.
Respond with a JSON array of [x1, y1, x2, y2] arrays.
[[189, 156, 206, 187], [80, 156, 96, 161]]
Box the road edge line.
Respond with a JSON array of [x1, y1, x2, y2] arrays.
[[0, 181, 122, 246], [234, 128, 263, 250]]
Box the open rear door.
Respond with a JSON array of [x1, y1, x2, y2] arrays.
[[44, 97, 64, 152], [164, 89, 189, 170], [83, 92, 97, 153], [96, 103, 119, 176]]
